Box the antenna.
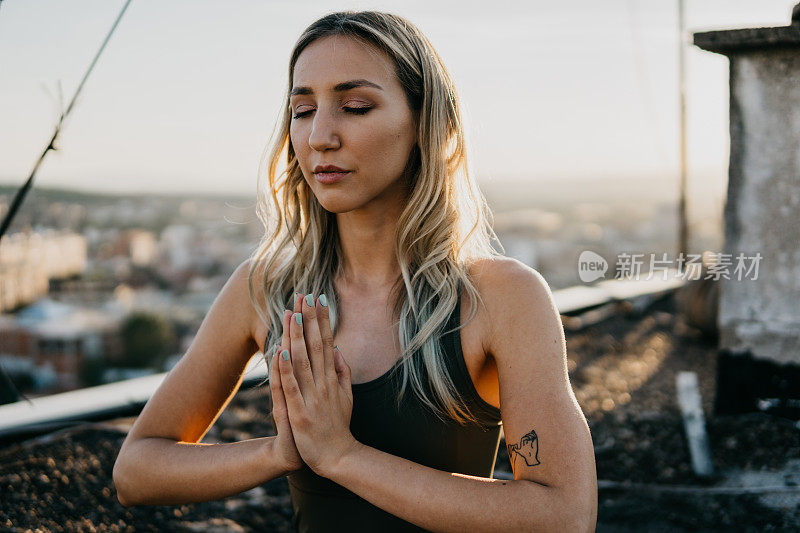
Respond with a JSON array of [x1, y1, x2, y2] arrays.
[[677, 0, 689, 268]]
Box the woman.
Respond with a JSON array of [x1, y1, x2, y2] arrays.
[[113, 10, 597, 532]]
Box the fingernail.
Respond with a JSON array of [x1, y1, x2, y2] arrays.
[[295, 313, 302, 325], [305, 294, 314, 307], [319, 293, 327, 307], [282, 349, 290, 361]]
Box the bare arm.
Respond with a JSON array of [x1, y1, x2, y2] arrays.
[[114, 430, 286, 506], [113, 259, 291, 506], [329, 443, 576, 532]]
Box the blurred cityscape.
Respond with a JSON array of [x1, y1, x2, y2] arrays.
[[0, 179, 723, 396]]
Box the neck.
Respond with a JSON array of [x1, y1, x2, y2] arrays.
[[335, 202, 403, 294]]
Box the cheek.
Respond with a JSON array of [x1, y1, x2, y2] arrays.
[[289, 127, 310, 172], [359, 120, 414, 165], [289, 126, 303, 153]]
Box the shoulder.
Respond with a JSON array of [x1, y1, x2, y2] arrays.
[[467, 256, 555, 316], [231, 258, 262, 299], [466, 256, 560, 359], [467, 256, 548, 289]]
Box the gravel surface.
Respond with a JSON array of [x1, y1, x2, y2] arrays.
[[2, 292, 799, 531]]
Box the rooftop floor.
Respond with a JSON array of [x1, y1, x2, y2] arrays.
[[2, 291, 799, 531]]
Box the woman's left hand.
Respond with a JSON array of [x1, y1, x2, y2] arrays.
[[276, 293, 360, 478]]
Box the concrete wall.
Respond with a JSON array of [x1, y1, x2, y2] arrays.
[[719, 48, 800, 365]]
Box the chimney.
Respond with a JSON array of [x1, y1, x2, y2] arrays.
[[694, 4, 800, 416]]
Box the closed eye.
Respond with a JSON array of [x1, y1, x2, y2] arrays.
[[292, 106, 373, 119]]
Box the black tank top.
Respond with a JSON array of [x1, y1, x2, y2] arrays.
[[284, 291, 503, 532]]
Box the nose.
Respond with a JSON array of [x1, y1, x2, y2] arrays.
[[307, 108, 341, 152]]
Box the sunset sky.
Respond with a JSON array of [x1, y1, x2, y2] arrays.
[[0, 0, 797, 196]]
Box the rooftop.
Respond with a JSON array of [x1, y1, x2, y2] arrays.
[[1, 289, 799, 531]]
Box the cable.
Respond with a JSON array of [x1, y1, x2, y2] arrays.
[[0, 0, 134, 406]]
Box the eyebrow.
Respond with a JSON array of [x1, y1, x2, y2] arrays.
[[290, 78, 384, 97]]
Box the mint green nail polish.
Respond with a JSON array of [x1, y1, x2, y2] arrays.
[[319, 293, 327, 307], [282, 349, 289, 361], [295, 313, 302, 325], [305, 294, 314, 307]]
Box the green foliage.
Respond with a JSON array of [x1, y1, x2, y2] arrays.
[[79, 355, 108, 387], [118, 311, 176, 369]]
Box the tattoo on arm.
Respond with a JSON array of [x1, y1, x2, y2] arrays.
[[507, 428, 540, 476]]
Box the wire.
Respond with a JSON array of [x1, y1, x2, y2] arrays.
[[0, 0, 134, 240], [0, 0, 134, 406]]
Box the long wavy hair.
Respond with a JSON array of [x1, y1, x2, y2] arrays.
[[248, 10, 502, 425]]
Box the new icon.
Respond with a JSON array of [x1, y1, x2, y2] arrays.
[[578, 250, 608, 283]]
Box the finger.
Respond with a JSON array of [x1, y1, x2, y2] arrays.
[[293, 292, 303, 312], [292, 293, 303, 329], [317, 293, 337, 382], [278, 347, 306, 415], [333, 346, 352, 397], [268, 346, 291, 432], [289, 293, 307, 393], [277, 293, 302, 360], [267, 345, 277, 411], [282, 305, 294, 353], [301, 294, 326, 386], [290, 310, 315, 395]]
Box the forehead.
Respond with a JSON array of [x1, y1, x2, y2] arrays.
[[292, 35, 395, 89]]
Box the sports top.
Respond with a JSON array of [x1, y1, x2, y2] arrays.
[[280, 288, 503, 532]]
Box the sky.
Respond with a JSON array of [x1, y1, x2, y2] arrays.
[[0, 0, 797, 197]]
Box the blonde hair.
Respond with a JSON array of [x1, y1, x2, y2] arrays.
[[248, 10, 502, 425]]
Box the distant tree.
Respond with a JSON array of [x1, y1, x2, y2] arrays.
[[127, 264, 171, 290], [118, 312, 176, 369], [79, 354, 107, 387]]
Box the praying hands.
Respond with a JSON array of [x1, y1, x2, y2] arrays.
[[268, 293, 361, 478]]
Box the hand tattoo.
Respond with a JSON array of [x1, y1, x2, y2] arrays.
[[507, 428, 541, 475]]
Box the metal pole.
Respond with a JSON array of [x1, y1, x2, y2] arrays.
[[678, 0, 689, 268]]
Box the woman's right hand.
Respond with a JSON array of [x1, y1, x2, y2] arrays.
[[267, 294, 305, 473]]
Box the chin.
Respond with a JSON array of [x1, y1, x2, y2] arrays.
[[313, 193, 360, 214]]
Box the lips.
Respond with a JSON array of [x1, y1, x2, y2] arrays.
[[313, 164, 351, 184], [314, 170, 350, 184], [313, 164, 349, 173]]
